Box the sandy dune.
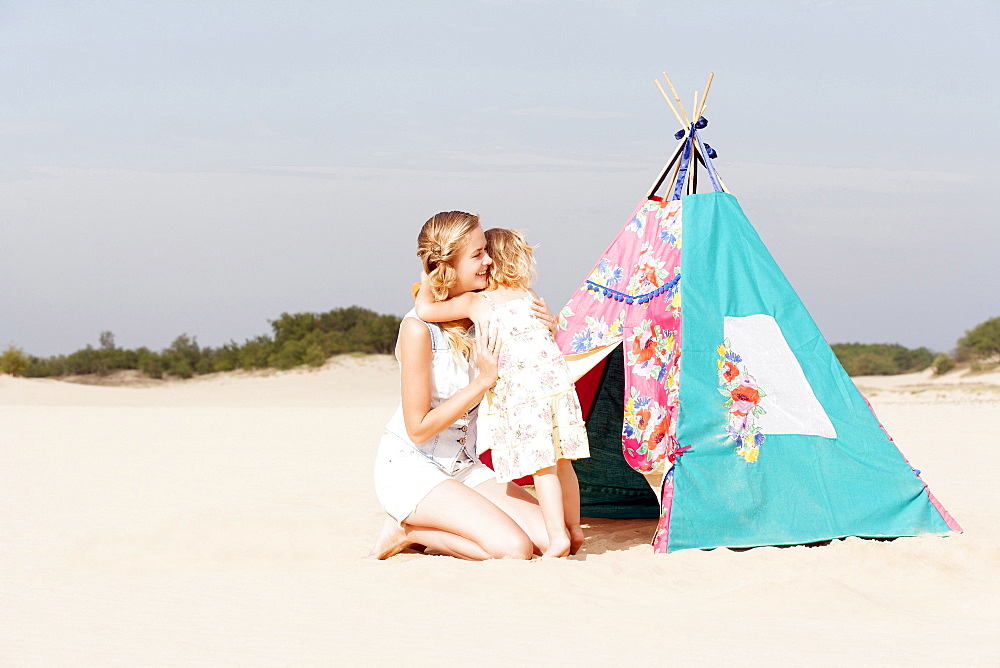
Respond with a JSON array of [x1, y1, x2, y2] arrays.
[[2, 358, 998, 665]]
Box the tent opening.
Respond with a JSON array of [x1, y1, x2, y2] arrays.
[[574, 344, 661, 519]]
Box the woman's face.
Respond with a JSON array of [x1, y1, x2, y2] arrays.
[[449, 226, 492, 297]]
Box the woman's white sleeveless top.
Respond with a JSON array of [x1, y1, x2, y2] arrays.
[[383, 310, 479, 473]]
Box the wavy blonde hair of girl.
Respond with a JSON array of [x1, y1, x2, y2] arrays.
[[416, 211, 481, 359], [484, 227, 535, 291]]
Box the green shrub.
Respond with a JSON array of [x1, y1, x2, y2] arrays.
[[25, 354, 64, 377], [931, 353, 955, 375], [304, 343, 327, 367], [9, 306, 400, 380], [167, 359, 194, 379], [849, 352, 899, 376], [137, 348, 165, 378], [958, 316, 1000, 360], [238, 335, 276, 369], [0, 345, 30, 376], [269, 338, 309, 370], [212, 342, 241, 373], [831, 342, 935, 376]]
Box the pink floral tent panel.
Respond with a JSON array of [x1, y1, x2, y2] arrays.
[[557, 198, 683, 474]]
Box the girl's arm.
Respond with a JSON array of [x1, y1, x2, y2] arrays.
[[414, 279, 493, 342], [414, 280, 485, 323], [399, 317, 499, 445]]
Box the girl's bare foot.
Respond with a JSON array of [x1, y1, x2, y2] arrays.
[[366, 515, 409, 560], [568, 526, 585, 555], [541, 531, 571, 558]]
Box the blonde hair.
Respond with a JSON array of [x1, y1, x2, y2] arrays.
[[484, 228, 535, 291], [415, 211, 480, 358]]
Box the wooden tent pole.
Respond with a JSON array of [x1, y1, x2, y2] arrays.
[[662, 72, 691, 126], [649, 72, 728, 197], [644, 130, 688, 198], [697, 72, 714, 119], [717, 174, 731, 193], [654, 79, 685, 129], [692, 138, 730, 194]]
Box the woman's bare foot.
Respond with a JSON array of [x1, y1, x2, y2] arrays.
[[568, 526, 585, 555], [366, 515, 410, 560]]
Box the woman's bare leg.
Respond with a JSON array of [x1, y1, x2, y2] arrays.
[[473, 479, 549, 555], [531, 466, 571, 557], [368, 512, 492, 560], [368, 513, 410, 560], [556, 459, 585, 554], [403, 479, 534, 560]]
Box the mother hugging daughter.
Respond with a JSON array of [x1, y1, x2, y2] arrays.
[[369, 211, 590, 560]]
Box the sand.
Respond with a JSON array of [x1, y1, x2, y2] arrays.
[[2, 358, 998, 665]]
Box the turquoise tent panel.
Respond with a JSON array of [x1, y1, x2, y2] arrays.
[[669, 192, 951, 551]]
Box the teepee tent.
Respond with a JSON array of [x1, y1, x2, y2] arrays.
[[556, 73, 961, 553]]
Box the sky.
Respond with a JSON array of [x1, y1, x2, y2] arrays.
[[1, 0, 997, 357]]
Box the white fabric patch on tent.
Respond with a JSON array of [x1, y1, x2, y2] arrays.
[[724, 314, 836, 438]]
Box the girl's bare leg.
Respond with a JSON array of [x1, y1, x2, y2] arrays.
[[556, 459, 585, 554], [473, 478, 548, 555], [532, 466, 571, 557]]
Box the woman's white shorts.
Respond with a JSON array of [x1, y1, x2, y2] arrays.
[[374, 432, 497, 524]]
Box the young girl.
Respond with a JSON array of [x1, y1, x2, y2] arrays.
[[416, 227, 590, 557]]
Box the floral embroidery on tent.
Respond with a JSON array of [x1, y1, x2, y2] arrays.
[[667, 284, 681, 318], [622, 320, 681, 472], [557, 305, 574, 330], [581, 258, 626, 304], [626, 200, 661, 235], [628, 320, 676, 384], [622, 388, 672, 473], [568, 314, 625, 354], [626, 243, 670, 295], [717, 339, 767, 463], [656, 202, 682, 248], [594, 258, 625, 286]]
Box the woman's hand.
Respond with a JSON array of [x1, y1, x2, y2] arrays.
[[468, 294, 492, 344], [474, 323, 500, 389], [531, 296, 559, 336]]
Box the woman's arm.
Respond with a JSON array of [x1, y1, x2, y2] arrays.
[[399, 317, 499, 444]]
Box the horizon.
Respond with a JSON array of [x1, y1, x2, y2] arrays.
[[9, 300, 977, 360]]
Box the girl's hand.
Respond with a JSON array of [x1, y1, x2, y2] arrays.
[[531, 296, 558, 336], [474, 323, 500, 388]]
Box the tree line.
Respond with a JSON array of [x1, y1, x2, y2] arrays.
[[2, 312, 999, 379], [0, 306, 401, 379], [830, 315, 1000, 375]]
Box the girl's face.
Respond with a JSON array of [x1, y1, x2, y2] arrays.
[[449, 226, 492, 297]]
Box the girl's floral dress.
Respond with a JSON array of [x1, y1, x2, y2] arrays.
[[483, 291, 590, 482]]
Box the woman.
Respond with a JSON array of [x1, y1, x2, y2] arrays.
[[369, 211, 553, 560]]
